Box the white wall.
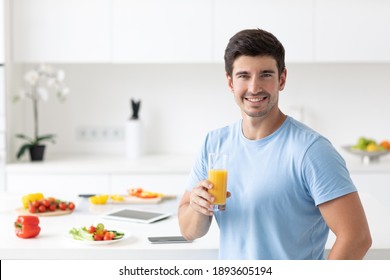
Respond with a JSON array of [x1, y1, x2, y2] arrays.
[[8, 63, 390, 161]]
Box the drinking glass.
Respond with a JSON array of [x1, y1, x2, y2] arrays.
[[208, 153, 228, 211]]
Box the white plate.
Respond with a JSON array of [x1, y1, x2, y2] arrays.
[[65, 229, 130, 245]]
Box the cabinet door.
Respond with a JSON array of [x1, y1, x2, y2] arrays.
[[112, 0, 213, 63], [325, 173, 390, 250], [12, 0, 111, 63], [213, 0, 314, 63], [0, 0, 4, 64], [110, 174, 188, 196], [351, 173, 390, 248], [315, 0, 390, 62]]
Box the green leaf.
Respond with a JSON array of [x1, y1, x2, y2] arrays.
[[15, 134, 34, 144], [16, 144, 33, 159], [36, 134, 56, 144]]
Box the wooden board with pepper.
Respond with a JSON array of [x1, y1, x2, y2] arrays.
[[17, 193, 75, 216]]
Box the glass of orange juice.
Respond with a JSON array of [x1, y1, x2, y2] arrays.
[[208, 153, 228, 211]]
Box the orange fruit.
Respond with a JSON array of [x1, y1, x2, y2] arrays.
[[380, 140, 390, 150]]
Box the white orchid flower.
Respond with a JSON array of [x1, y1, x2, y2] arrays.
[[57, 87, 69, 101], [56, 70, 65, 82], [46, 78, 55, 87], [24, 70, 39, 86], [37, 87, 49, 101]]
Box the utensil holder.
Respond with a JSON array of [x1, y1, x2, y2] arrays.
[[125, 120, 142, 159]]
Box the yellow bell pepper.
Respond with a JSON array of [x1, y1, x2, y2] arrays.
[[89, 194, 109, 205], [110, 194, 125, 202], [22, 193, 44, 209]]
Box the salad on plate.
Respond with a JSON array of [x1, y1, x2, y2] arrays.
[[68, 223, 126, 244]]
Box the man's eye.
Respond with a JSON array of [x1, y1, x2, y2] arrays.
[[261, 73, 272, 78]]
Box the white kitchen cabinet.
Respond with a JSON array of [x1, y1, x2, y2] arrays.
[[12, 0, 111, 63], [213, 0, 314, 63], [315, 0, 390, 62], [0, 0, 4, 64], [112, 0, 213, 63], [110, 174, 188, 196], [350, 173, 390, 249], [326, 171, 390, 250]]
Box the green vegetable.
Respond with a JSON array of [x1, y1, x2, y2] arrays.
[[111, 230, 125, 240], [69, 227, 94, 241]]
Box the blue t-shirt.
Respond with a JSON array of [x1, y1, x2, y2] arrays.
[[187, 116, 357, 260]]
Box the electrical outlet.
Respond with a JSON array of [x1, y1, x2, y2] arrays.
[[76, 126, 124, 141]]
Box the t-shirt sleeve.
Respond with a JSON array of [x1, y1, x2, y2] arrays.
[[302, 137, 357, 206]]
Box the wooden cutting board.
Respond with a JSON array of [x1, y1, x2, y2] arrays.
[[16, 207, 74, 216], [111, 196, 162, 204]]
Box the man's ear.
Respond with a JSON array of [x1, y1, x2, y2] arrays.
[[226, 72, 234, 93], [279, 68, 287, 91]]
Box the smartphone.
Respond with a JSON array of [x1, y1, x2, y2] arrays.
[[147, 236, 192, 244]]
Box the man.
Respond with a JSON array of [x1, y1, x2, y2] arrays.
[[178, 28, 371, 260]]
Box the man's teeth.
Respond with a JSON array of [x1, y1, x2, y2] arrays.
[[247, 97, 266, 102]]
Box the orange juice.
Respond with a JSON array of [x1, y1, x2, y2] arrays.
[[208, 169, 228, 205]]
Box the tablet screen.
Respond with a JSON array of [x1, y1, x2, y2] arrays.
[[103, 209, 171, 224]]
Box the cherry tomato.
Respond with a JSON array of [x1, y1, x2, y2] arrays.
[[38, 205, 47, 212], [103, 235, 112, 241], [68, 202, 75, 210], [94, 234, 103, 241], [87, 226, 96, 234], [32, 200, 41, 208], [59, 202, 67, 211], [42, 199, 51, 207], [49, 204, 57, 211], [28, 205, 37, 214]]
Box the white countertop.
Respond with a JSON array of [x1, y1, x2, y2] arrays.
[[6, 152, 390, 175], [0, 193, 219, 260]]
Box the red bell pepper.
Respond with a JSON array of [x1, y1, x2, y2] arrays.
[[15, 215, 41, 239]]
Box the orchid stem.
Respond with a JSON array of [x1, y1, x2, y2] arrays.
[[32, 86, 38, 141]]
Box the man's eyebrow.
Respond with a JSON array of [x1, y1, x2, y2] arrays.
[[260, 69, 276, 74], [234, 70, 249, 76], [234, 69, 276, 76]]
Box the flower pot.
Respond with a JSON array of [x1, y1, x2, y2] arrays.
[[29, 145, 46, 161]]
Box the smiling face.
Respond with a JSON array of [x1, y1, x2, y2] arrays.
[[227, 55, 286, 120]]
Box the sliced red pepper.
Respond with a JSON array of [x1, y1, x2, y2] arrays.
[[15, 215, 41, 239], [129, 188, 143, 196], [136, 192, 159, 199]]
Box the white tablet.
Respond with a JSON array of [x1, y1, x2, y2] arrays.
[[102, 208, 171, 224]]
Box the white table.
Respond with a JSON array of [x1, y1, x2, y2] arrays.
[[0, 193, 219, 260]]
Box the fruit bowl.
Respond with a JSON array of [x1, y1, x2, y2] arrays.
[[342, 145, 390, 164]]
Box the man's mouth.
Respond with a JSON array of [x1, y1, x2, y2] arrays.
[[245, 96, 268, 103]]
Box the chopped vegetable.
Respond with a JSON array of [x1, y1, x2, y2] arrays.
[[15, 215, 41, 239], [128, 188, 161, 199], [69, 227, 94, 241]]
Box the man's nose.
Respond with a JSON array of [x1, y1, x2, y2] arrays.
[[248, 77, 263, 93]]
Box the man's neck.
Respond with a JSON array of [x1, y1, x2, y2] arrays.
[[241, 110, 286, 140]]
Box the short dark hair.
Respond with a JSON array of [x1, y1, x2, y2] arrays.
[[224, 28, 285, 78]]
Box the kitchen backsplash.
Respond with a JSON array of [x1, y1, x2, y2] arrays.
[[8, 63, 390, 160]]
